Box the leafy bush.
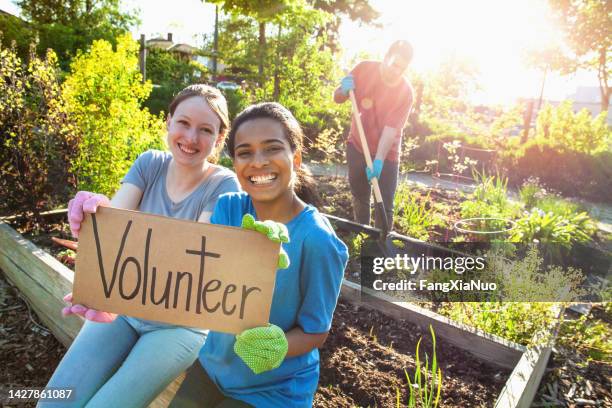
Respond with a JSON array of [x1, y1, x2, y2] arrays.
[[442, 302, 557, 346], [506, 144, 612, 203], [221, 88, 249, 122], [309, 116, 345, 164], [63, 34, 165, 196], [0, 44, 78, 218], [519, 177, 547, 209], [517, 180, 595, 247], [0, 14, 37, 61], [533, 196, 583, 216], [510, 207, 596, 248], [558, 309, 612, 362], [535, 102, 610, 155]]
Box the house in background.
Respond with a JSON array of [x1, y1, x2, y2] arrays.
[[566, 86, 611, 124], [521, 86, 611, 125], [145, 33, 224, 72]]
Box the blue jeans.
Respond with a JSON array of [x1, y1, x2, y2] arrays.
[[38, 316, 207, 408]]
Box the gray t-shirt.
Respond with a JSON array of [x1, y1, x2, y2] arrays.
[[122, 149, 240, 221], [121, 149, 240, 332]]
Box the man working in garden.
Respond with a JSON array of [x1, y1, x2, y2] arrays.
[[333, 40, 414, 229]]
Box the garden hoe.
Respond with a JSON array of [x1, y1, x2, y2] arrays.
[[348, 89, 399, 258]]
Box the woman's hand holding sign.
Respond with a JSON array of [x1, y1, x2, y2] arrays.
[[64, 190, 115, 322], [62, 293, 117, 323], [68, 191, 111, 238]]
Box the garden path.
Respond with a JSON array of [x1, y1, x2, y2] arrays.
[[306, 162, 612, 233]]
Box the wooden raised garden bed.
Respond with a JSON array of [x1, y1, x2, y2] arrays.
[[0, 216, 560, 408]]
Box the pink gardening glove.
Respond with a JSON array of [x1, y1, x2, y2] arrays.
[[62, 293, 117, 323], [68, 191, 111, 238]]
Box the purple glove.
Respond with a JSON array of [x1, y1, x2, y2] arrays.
[[62, 293, 117, 323], [68, 191, 110, 238]]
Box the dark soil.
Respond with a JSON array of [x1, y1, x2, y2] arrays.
[[3, 196, 610, 407], [315, 175, 464, 241], [314, 300, 510, 407]]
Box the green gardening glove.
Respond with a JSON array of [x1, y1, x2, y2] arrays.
[[241, 214, 290, 269], [234, 324, 288, 374]]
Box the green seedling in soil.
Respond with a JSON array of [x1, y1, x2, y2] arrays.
[[558, 311, 612, 362], [460, 171, 521, 230], [393, 184, 443, 240], [397, 325, 442, 408]]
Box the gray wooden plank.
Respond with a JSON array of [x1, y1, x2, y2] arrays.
[[340, 279, 525, 369], [494, 306, 562, 408]]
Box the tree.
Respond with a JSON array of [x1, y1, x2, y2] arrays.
[[144, 48, 209, 114], [549, 0, 611, 112], [310, 0, 380, 52], [524, 45, 576, 111], [15, 0, 139, 69], [206, 0, 295, 85]]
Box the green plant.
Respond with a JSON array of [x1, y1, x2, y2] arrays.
[[441, 302, 557, 346], [534, 196, 583, 216], [217, 155, 234, 170], [398, 325, 442, 408], [519, 177, 547, 209], [510, 208, 595, 248], [393, 184, 443, 240], [63, 34, 165, 196], [0, 43, 78, 219], [309, 116, 345, 165], [221, 88, 249, 122], [535, 102, 610, 155], [459, 171, 520, 234], [347, 232, 368, 261], [558, 313, 611, 362]]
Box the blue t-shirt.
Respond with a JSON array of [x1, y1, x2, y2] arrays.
[[199, 192, 348, 407]]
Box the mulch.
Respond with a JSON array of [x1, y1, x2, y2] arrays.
[[0, 270, 66, 408]]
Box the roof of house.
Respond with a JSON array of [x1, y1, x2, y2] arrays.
[[168, 43, 199, 54], [568, 86, 602, 103]]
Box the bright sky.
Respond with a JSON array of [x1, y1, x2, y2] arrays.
[[1, 0, 600, 106], [340, 0, 600, 105]]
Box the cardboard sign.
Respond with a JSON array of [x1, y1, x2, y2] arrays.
[[73, 207, 280, 334]]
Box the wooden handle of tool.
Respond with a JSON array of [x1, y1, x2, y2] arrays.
[[348, 89, 384, 204]]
